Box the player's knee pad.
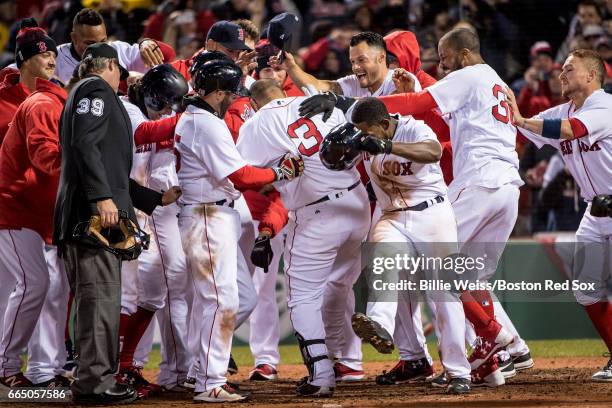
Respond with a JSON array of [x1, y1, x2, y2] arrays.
[[295, 331, 328, 381]]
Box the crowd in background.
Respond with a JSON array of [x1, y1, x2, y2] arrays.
[[1, 0, 611, 236]]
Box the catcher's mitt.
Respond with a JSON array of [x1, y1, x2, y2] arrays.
[[72, 210, 150, 260]]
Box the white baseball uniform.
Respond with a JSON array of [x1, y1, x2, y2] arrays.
[[55, 41, 149, 84], [517, 89, 612, 305], [237, 97, 371, 388], [362, 116, 471, 379], [174, 102, 246, 393], [340, 69, 430, 365], [120, 97, 193, 387], [427, 63, 529, 357]]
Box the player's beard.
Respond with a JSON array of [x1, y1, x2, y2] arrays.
[[219, 94, 233, 117]]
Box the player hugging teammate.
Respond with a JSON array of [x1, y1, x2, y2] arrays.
[[0, 6, 610, 406]]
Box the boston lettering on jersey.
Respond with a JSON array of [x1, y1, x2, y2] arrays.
[[559, 139, 602, 156]]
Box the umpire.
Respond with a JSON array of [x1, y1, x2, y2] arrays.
[[53, 43, 179, 404]]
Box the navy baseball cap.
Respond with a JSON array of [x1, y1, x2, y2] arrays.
[[207, 21, 251, 51], [82, 43, 129, 80], [267, 13, 299, 51]]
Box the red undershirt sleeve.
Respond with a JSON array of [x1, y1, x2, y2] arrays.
[[134, 115, 180, 146], [258, 189, 289, 237], [378, 90, 438, 116], [569, 117, 588, 139], [228, 165, 276, 191]]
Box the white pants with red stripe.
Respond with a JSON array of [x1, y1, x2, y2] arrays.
[[248, 222, 284, 368], [449, 183, 530, 356], [365, 199, 471, 379], [284, 186, 370, 387], [0, 229, 50, 378], [178, 203, 240, 393], [137, 202, 192, 386]]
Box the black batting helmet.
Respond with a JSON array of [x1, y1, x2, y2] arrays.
[[192, 59, 243, 95], [140, 64, 189, 113], [189, 50, 230, 80], [320, 123, 362, 171]]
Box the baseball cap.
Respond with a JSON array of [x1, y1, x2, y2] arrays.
[[82, 43, 129, 80], [15, 21, 57, 68], [207, 21, 251, 51], [530, 41, 552, 58], [582, 25, 604, 39], [267, 12, 300, 51]]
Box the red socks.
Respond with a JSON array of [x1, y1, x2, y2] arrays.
[[119, 307, 155, 369], [585, 301, 612, 352], [461, 291, 501, 340]]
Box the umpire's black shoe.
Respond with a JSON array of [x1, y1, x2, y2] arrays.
[[72, 383, 137, 405], [446, 377, 471, 394], [376, 358, 434, 385], [227, 354, 238, 375], [295, 377, 334, 397], [351, 313, 394, 354]]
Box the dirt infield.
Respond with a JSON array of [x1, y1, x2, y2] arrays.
[[115, 357, 612, 408]]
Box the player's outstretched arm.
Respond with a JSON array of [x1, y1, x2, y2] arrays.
[[389, 140, 442, 163], [503, 87, 585, 141], [377, 90, 437, 116], [269, 51, 342, 94], [228, 156, 304, 191]]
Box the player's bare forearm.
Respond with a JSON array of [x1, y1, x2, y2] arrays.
[[518, 118, 575, 140], [288, 65, 341, 94], [390, 140, 442, 163]]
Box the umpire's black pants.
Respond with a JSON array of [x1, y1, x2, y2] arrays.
[[63, 241, 121, 395]]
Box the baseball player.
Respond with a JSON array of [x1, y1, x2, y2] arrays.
[[504, 49, 612, 382], [236, 79, 371, 397], [174, 60, 303, 402], [0, 29, 68, 389], [330, 97, 472, 393], [54, 8, 173, 84], [300, 27, 530, 385], [117, 64, 190, 396]]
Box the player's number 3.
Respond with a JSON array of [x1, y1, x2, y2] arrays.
[[491, 84, 513, 124], [287, 117, 323, 157]]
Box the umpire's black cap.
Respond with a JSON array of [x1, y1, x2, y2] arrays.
[[207, 21, 252, 51], [82, 43, 129, 80], [267, 13, 299, 51]]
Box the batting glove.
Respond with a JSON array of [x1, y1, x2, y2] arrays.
[[359, 135, 393, 155], [251, 235, 273, 273], [273, 153, 304, 181]]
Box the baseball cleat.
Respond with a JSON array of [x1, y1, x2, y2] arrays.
[[0, 373, 33, 390], [295, 377, 334, 397], [468, 327, 513, 370], [512, 351, 534, 371], [227, 354, 238, 375], [497, 352, 517, 379], [351, 313, 394, 354], [116, 366, 162, 399], [249, 364, 278, 381], [446, 377, 471, 394], [471, 358, 505, 388], [162, 382, 191, 392], [182, 376, 196, 389], [193, 383, 248, 403], [34, 375, 72, 388], [591, 357, 612, 382], [376, 357, 434, 385], [431, 371, 448, 388], [334, 362, 365, 381]]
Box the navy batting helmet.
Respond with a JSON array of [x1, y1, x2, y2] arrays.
[[192, 59, 243, 95], [320, 123, 362, 171], [140, 64, 189, 113], [189, 50, 230, 80]]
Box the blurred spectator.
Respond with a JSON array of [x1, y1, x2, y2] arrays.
[[162, 8, 198, 51], [349, 3, 374, 32], [298, 25, 356, 76], [517, 42, 566, 118], [556, 0, 604, 63]]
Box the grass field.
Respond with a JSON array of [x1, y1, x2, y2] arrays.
[[144, 338, 608, 369]]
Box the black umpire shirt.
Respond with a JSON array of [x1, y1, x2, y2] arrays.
[[53, 74, 160, 245]]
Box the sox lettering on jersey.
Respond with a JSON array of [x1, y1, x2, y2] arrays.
[[381, 160, 414, 176]]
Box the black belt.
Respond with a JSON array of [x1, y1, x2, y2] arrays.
[[306, 181, 361, 207], [389, 196, 444, 212], [214, 199, 234, 208]]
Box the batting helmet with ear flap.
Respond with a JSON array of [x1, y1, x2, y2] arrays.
[[319, 123, 362, 171], [140, 64, 189, 113], [192, 59, 243, 95]]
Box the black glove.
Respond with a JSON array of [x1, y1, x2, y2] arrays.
[[298, 92, 337, 122], [251, 235, 273, 273], [359, 135, 392, 155]]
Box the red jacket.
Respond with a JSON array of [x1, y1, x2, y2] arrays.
[[0, 68, 30, 145], [384, 30, 453, 184], [0, 78, 67, 243]]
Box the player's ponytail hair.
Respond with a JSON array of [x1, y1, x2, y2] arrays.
[[127, 79, 149, 117]]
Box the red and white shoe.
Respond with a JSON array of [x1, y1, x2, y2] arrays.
[[334, 362, 365, 381], [194, 383, 248, 402], [469, 327, 513, 370], [471, 358, 505, 388], [249, 364, 278, 381]]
